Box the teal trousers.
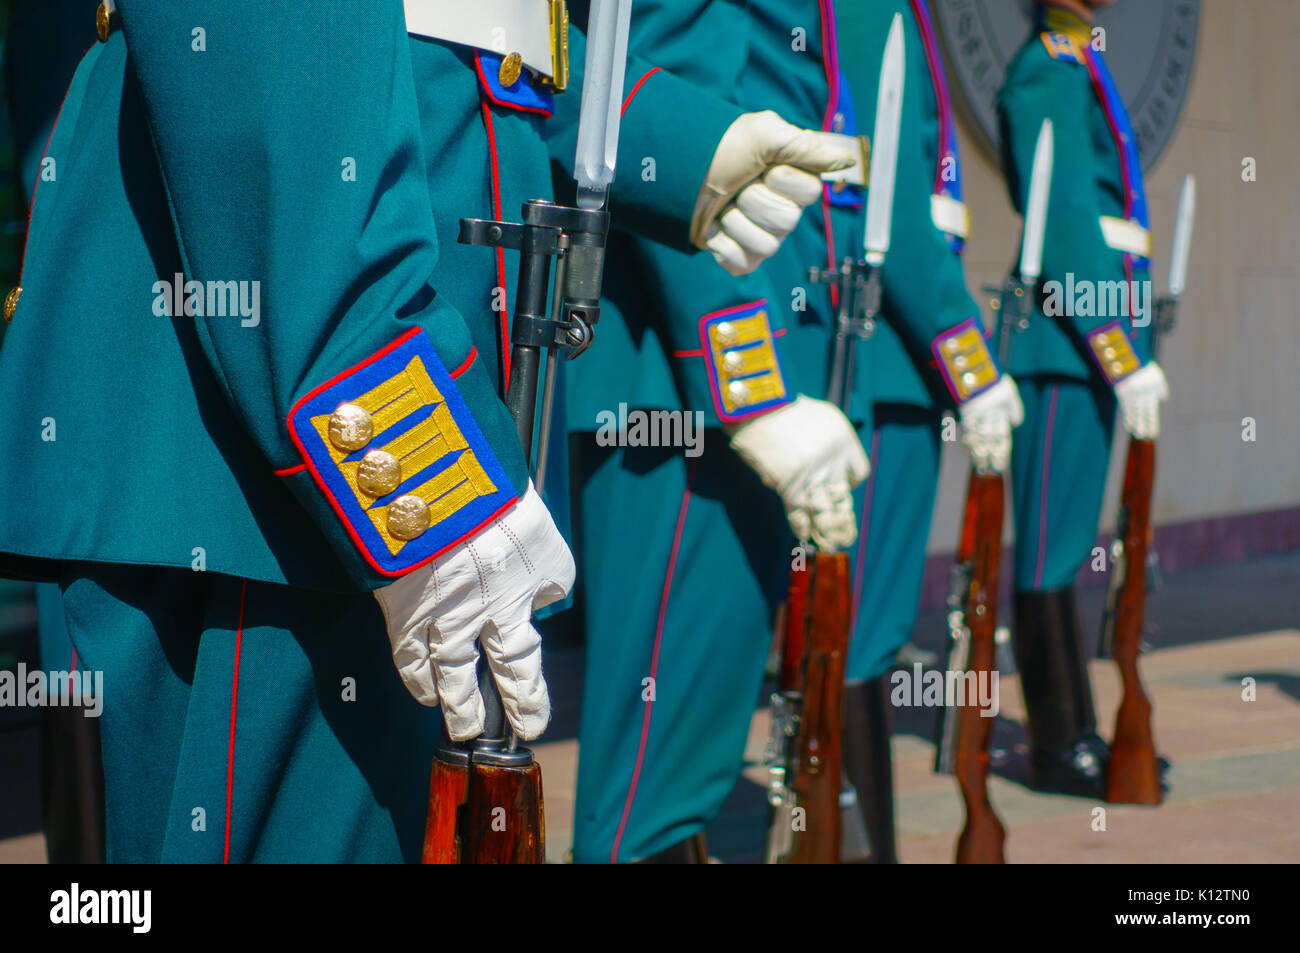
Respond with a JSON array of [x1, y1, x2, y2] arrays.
[[845, 404, 944, 682], [571, 430, 790, 863], [58, 565, 441, 863], [1010, 375, 1117, 592]]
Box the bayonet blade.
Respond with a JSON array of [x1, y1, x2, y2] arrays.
[[573, 0, 633, 209], [1168, 174, 1196, 298], [1018, 118, 1053, 283], [863, 13, 905, 265]]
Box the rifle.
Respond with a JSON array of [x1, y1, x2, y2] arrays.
[[763, 13, 905, 865], [1098, 174, 1194, 806], [1099, 438, 1161, 804], [935, 117, 1053, 863], [765, 550, 851, 863], [933, 470, 1006, 863], [422, 0, 631, 863]]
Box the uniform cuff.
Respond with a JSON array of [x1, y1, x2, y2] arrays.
[[1086, 319, 1145, 385], [932, 318, 1000, 403], [287, 329, 519, 577], [699, 300, 791, 423]]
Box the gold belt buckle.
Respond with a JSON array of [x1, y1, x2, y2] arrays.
[[547, 0, 570, 91]]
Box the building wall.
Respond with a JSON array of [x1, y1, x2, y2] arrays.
[[925, 0, 1300, 559]]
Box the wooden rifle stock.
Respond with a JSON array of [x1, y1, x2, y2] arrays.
[[952, 470, 1006, 864], [423, 748, 545, 864], [1105, 437, 1163, 805], [769, 552, 851, 863]]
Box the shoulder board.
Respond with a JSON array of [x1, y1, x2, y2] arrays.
[[1040, 32, 1085, 65]]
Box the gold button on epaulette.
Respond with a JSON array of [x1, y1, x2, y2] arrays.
[[387, 495, 431, 541], [499, 52, 524, 87], [328, 403, 373, 453], [357, 450, 402, 498], [3, 286, 20, 324], [96, 1, 117, 43]]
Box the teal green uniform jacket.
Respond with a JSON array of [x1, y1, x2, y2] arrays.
[[0, 2, 531, 592], [0, 1, 732, 592], [998, 6, 1155, 591], [997, 8, 1154, 380]]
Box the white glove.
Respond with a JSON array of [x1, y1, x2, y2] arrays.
[[958, 376, 1025, 473], [1114, 362, 1170, 440], [729, 396, 870, 550], [374, 481, 574, 742], [691, 111, 856, 276]]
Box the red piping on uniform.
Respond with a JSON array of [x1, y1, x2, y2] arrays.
[[449, 346, 478, 379], [910, 0, 957, 196], [273, 463, 307, 477], [223, 578, 248, 865], [1034, 386, 1060, 589], [850, 428, 883, 631], [610, 458, 698, 864], [822, 201, 840, 309], [472, 54, 554, 118], [17, 44, 93, 280], [292, 327, 422, 403], [816, 1, 841, 138], [284, 330, 519, 577], [816, 2, 841, 305], [1085, 49, 1142, 337], [478, 99, 511, 383], [69, 649, 78, 674], [671, 348, 705, 358], [1084, 51, 1134, 222], [621, 67, 663, 115]]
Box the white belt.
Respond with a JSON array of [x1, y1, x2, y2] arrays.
[[1099, 216, 1151, 257], [930, 193, 970, 239], [403, 0, 569, 89], [820, 133, 869, 189]]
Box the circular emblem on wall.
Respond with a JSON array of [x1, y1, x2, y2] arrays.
[[932, 0, 1201, 171]]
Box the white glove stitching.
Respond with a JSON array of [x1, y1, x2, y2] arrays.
[[497, 520, 534, 575]]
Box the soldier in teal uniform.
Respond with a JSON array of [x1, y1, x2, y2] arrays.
[[829, 0, 1025, 862], [997, 0, 1170, 796], [0, 0, 845, 863], [562, 0, 879, 864], [0, 0, 583, 863]]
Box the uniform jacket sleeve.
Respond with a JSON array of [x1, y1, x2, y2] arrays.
[[118, 0, 528, 588], [550, 0, 744, 252]]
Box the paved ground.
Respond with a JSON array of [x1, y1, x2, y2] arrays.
[[2, 551, 1297, 864], [534, 551, 1300, 863]]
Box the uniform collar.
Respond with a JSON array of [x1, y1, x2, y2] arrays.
[[1038, 4, 1093, 45]]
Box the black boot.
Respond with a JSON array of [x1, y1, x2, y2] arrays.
[[635, 832, 708, 864], [842, 676, 897, 863], [1013, 588, 1109, 797]]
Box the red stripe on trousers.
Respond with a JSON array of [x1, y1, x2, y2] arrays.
[[609, 459, 698, 863]]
